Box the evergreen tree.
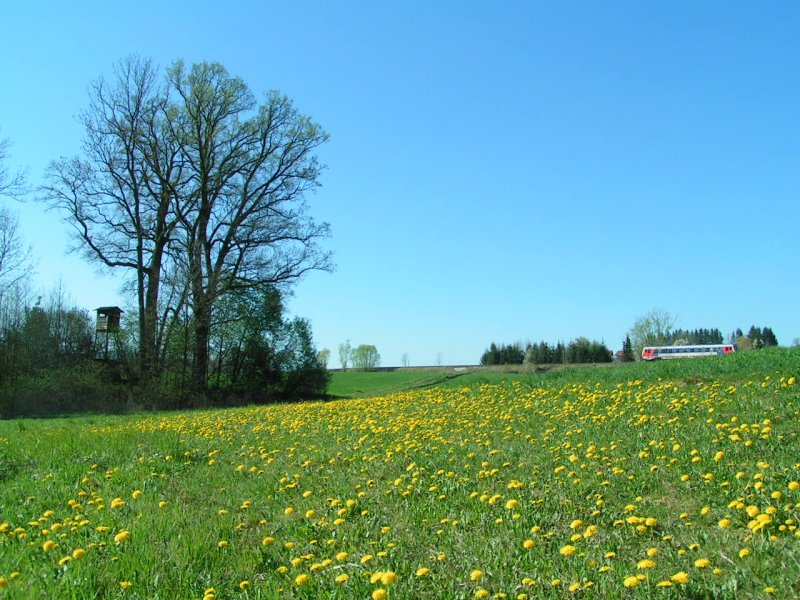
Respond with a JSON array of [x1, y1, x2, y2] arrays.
[[621, 335, 635, 362], [762, 327, 778, 347]]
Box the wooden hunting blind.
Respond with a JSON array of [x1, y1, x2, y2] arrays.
[[95, 306, 122, 361], [95, 306, 122, 332]]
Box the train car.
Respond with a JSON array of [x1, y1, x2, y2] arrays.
[[641, 344, 736, 361]]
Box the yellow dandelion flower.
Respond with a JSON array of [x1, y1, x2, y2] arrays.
[[671, 571, 690, 584], [373, 589, 388, 600], [739, 548, 751, 558], [131, 490, 143, 499], [239, 580, 250, 590], [523, 539, 535, 549], [470, 570, 484, 581], [114, 530, 130, 543], [119, 581, 132, 590], [42, 540, 57, 552], [694, 558, 711, 569], [636, 559, 656, 569], [72, 548, 86, 559], [560, 545, 577, 556], [295, 574, 309, 586], [623, 576, 640, 588], [475, 590, 489, 599]]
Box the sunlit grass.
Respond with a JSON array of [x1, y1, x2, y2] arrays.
[[1, 349, 798, 598]]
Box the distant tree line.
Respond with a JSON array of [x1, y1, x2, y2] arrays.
[[481, 338, 613, 366], [669, 328, 723, 345]]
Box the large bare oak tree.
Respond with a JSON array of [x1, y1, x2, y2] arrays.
[[42, 58, 331, 392]]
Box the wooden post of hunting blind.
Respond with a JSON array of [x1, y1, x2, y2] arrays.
[[95, 306, 122, 361]]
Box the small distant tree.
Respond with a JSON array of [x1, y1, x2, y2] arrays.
[[317, 348, 330, 369], [735, 335, 753, 351], [338, 340, 352, 370], [351, 344, 380, 370], [436, 352, 443, 366], [629, 309, 676, 358], [523, 344, 537, 366], [621, 335, 635, 362], [401, 352, 409, 367]]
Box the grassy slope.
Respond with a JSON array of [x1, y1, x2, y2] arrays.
[[327, 369, 464, 398], [0, 347, 798, 599], [330, 347, 797, 397]]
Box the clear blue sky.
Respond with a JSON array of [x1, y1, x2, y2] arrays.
[[1, 1, 798, 366]]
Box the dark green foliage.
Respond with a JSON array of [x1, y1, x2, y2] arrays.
[[482, 339, 611, 365], [669, 328, 723, 345], [565, 337, 613, 363], [728, 325, 779, 350], [206, 286, 329, 403], [0, 297, 125, 417], [621, 335, 635, 362], [480, 342, 525, 365], [0, 363, 123, 418]]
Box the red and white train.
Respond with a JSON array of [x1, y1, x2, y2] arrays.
[[641, 344, 736, 361]]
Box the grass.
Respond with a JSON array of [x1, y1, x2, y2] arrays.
[[0, 347, 798, 598], [327, 368, 464, 398]]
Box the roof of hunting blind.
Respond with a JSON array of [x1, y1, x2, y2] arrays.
[[95, 306, 123, 313]]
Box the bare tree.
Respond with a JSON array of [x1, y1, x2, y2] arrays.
[[42, 58, 331, 396], [0, 207, 32, 293], [628, 309, 676, 357], [338, 340, 352, 371], [42, 57, 186, 380], [167, 61, 331, 393]]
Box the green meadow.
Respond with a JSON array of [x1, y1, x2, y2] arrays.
[[1, 348, 798, 599]]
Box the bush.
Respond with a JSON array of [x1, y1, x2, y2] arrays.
[[0, 361, 127, 418]]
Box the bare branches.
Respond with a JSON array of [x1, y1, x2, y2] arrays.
[[0, 136, 28, 200]]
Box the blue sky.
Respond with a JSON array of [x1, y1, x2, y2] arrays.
[[1, 1, 798, 366]]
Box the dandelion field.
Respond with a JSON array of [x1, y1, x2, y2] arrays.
[[1, 350, 799, 599]]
